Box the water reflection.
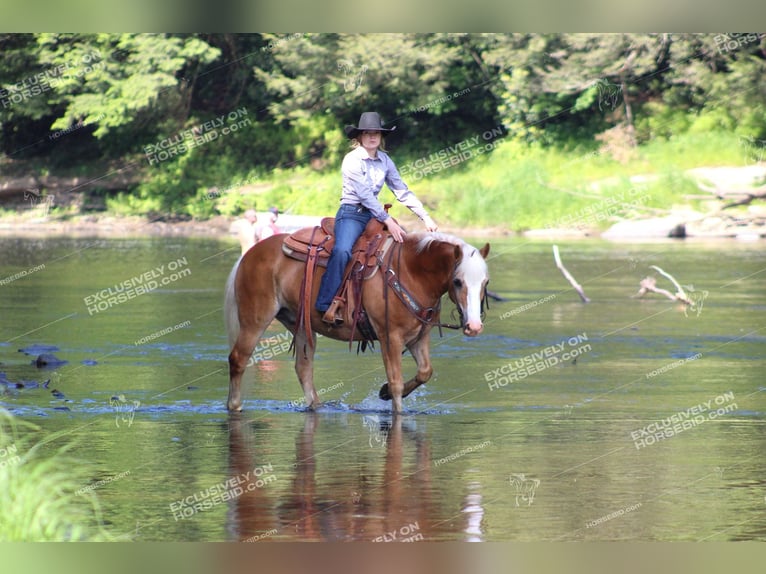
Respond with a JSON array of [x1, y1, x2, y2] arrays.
[[225, 413, 485, 542], [462, 483, 485, 542], [3, 236, 762, 542]]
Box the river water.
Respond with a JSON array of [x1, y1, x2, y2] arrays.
[[1, 234, 764, 541]]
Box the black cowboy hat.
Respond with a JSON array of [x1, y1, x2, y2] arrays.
[[344, 112, 396, 139]]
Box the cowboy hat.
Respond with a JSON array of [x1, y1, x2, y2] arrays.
[[344, 112, 396, 139]]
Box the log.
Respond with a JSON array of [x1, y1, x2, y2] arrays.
[[552, 245, 590, 303]]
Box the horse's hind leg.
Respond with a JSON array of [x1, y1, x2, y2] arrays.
[[292, 328, 319, 409], [228, 321, 269, 411], [379, 330, 433, 402], [228, 338, 257, 411]]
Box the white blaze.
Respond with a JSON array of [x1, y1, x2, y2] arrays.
[[459, 247, 488, 329]]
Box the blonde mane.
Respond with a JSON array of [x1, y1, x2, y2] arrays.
[[409, 231, 464, 254], [407, 232, 488, 282]]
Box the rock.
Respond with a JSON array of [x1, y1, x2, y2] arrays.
[[0, 372, 21, 389], [33, 353, 69, 368], [0, 372, 50, 390], [602, 216, 687, 239]]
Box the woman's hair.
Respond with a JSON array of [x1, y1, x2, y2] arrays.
[[350, 133, 386, 152]]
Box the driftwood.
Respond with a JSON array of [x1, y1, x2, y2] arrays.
[[635, 277, 676, 301], [552, 245, 590, 303], [694, 180, 766, 210], [634, 265, 693, 305]]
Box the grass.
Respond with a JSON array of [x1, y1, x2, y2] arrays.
[[3, 129, 756, 232], [214, 130, 749, 231], [403, 130, 749, 231], [0, 409, 108, 541]]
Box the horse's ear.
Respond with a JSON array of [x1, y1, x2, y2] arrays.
[[479, 243, 490, 259], [454, 244, 463, 262]]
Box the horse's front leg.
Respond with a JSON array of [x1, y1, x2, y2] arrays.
[[293, 328, 320, 409], [379, 330, 433, 402], [378, 333, 406, 414]]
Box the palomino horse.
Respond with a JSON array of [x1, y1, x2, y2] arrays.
[[224, 231, 490, 413]]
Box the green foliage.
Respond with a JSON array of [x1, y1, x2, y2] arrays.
[[2, 33, 765, 221], [0, 409, 107, 541], [634, 101, 691, 141], [202, 130, 744, 232], [257, 33, 458, 123], [36, 33, 220, 138], [402, 130, 747, 231]]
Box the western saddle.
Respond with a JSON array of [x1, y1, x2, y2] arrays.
[[281, 206, 396, 351]]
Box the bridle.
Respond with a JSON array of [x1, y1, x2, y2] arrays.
[[380, 242, 488, 339]]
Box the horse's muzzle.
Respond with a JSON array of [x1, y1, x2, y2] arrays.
[[463, 320, 483, 337]]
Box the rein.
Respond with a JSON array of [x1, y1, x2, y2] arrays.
[[381, 242, 464, 333]]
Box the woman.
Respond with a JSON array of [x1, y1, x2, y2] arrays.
[[316, 111, 438, 325]]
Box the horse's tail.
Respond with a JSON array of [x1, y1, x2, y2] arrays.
[[224, 255, 244, 349]]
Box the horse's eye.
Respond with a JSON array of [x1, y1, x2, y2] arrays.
[[453, 278, 463, 288]]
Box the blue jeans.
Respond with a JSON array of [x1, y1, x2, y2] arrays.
[[316, 204, 373, 311]]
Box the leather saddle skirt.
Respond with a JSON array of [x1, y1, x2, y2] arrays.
[[282, 216, 392, 272], [282, 217, 336, 266]]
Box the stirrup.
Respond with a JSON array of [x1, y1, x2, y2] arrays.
[[322, 297, 345, 326]]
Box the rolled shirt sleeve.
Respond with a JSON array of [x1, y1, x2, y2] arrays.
[[341, 147, 429, 222], [384, 159, 429, 220]]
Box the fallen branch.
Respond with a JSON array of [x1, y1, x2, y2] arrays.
[[552, 245, 590, 303], [722, 189, 766, 209], [634, 266, 693, 305], [649, 265, 692, 304], [634, 276, 677, 301], [694, 180, 766, 208]]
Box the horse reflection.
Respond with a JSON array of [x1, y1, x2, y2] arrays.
[[226, 413, 452, 542]]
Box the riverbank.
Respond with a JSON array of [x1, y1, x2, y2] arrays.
[[0, 208, 762, 241], [0, 211, 512, 240], [1, 164, 764, 241]]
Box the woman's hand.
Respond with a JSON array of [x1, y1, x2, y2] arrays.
[[422, 215, 438, 232], [385, 218, 407, 242]]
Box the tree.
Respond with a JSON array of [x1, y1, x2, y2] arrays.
[[483, 34, 673, 147], [664, 33, 766, 138], [255, 33, 498, 160], [1, 33, 221, 157]]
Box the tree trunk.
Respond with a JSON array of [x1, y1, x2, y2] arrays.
[[621, 77, 636, 146], [620, 44, 638, 147]]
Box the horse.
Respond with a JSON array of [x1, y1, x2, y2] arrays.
[[224, 230, 490, 414]]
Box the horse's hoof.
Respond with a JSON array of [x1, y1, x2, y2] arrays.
[[378, 384, 391, 401], [227, 402, 243, 412]]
